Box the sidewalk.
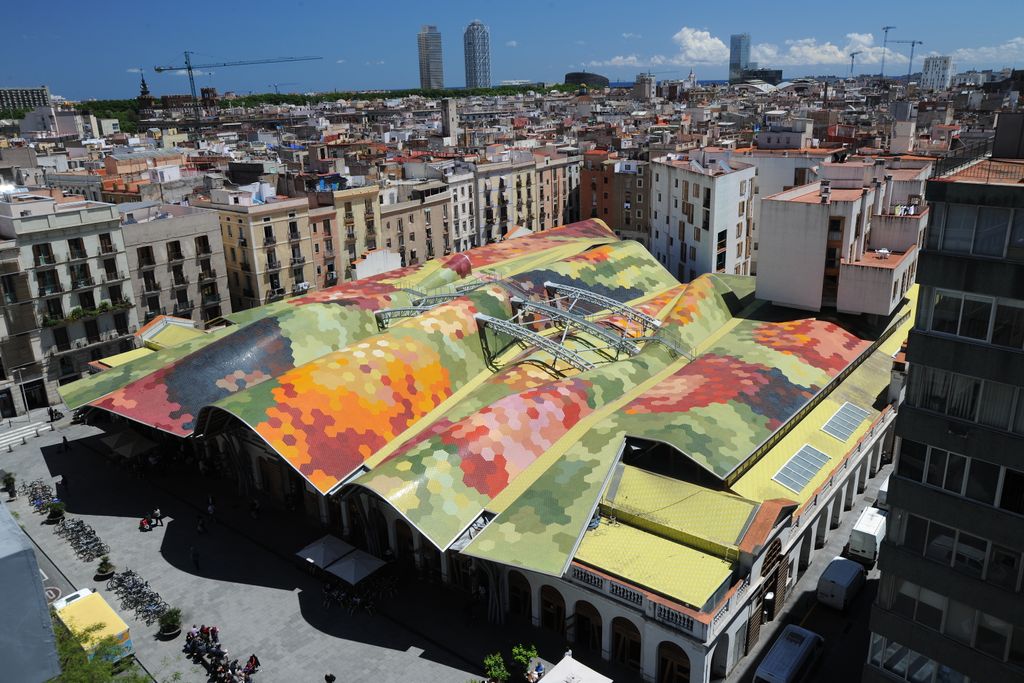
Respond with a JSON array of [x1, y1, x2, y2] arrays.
[[2, 421, 625, 683]]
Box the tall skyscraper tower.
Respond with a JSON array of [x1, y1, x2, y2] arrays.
[[729, 33, 751, 83], [418, 25, 444, 90], [866, 114, 1024, 683], [463, 20, 491, 89]]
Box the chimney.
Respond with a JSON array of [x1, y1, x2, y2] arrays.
[[819, 179, 831, 203]]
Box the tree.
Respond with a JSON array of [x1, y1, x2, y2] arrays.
[[511, 643, 538, 674], [51, 615, 149, 683], [483, 652, 510, 683]]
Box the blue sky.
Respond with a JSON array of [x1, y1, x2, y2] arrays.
[[2, 0, 1023, 100]]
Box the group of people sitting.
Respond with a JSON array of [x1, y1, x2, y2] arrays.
[[183, 624, 261, 682], [138, 508, 163, 532]]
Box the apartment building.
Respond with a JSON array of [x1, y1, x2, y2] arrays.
[[0, 191, 137, 411], [535, 147, 582, 232], [580, 150, 650, 246], [757, 158, 930, 316], [474, 152, 538, 244], [649, 151, 755, 281], [193, 189, 314, 311], [380, 182, 451, 267], [866, 124, 1024, 683], [118, 203, 229, 325], [733, 146, 838, 274], [0, 86, 51, 110], [402, 160, 475, 251], [309, 184, 382, 285]]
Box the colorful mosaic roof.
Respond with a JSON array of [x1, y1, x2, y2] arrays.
[[60, 219, 899, 592]]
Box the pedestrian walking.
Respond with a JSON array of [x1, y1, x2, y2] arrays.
[[62, 436, 69, 452], [190, 545, 200, 569], [152, 507, 163, 526]]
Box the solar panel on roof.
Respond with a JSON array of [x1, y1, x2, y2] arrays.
[[773, 444, 830, 493], [821, 402, 872, 442]]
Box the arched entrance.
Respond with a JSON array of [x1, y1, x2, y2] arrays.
[[540, 585, 566, 635], [394, 518, 415, 565], [658, 641, 692, 683], [573, 600, 602, 653], [507, 570, 532, 622], [611, 617, 642, 671]]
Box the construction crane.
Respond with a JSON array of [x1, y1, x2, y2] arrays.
[[153, 52, 322, 136], [268, 82, 299, 95], [889, 39, 924, 80], [849, 51, 863, 77], [880, 26, 897, 79]]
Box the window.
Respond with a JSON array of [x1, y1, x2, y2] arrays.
[[976, 613, 1011, 659], [992, 302, 1024, 349], [953, 530, 988, 578], [979, 380, 1015, 429], [988, 545, 1022, 591], [999, 469, 1024, 515], [945, 599, 976, 644], [897, 440, 927, 481], [924, 521, 955, 564], [966, 458, 1000, 504], [973, 207, 1011, 256], [902, 514, 928, 554], [942, 204, 975, 253]]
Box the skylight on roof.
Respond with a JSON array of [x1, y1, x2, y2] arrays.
[[773, 444, 830, 493], [821, 402, 872, 442]]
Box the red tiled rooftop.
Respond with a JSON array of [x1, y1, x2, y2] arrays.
[[844, 246, 916, 270], [789, 187, 864, 203], [940, 158, 1024, 186]]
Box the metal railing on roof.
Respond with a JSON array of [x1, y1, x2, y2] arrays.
[[475, 313, 596, 372], [929, 138, 992, 178]]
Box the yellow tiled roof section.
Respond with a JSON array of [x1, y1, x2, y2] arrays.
[[575, 522, 733, 610], [731, 287, 916, 503], [99, 347, 154, 367], [146, 324, 206, 349], [603, 466, 759, 551]]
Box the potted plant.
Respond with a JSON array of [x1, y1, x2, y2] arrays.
[[483, 653, 509, 683], [158, 607, 182, 639], [95, 555, 115, 581], [2, 473, 14, 499], [511, 644, 538, 678], [46, 500, 66, 522]]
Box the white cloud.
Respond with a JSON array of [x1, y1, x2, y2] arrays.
[[336, 59, 346, 64], [751, 33, 906, 67], [585, 54, 647, 68], [670, 27, 729, 64], [506, 40, 518, 48], [953, 36, 1024, 65], [125, 67, 143, 73], [622, 32, 642, 40]]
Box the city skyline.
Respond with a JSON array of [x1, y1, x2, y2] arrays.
[[1, 0, 1023, 99]]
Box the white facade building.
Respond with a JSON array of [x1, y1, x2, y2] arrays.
[[756, 159, 930, 316], [649, 151, 755, 282], [920, 56, 955, 91]]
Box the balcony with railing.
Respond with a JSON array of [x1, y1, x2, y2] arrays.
[[173, 300, 194, 314], [240, 261, 253, 273], [201, 293, 221, 306], [143, 279, 161, 293], [288, 230, 301, 242], [198, 269, 217, 282], [263, 235, 277, 246], [67, 247, 89, 261], [97, 242, 117, 256], [37, 281, 63, 296], [144, 307, 167, 322], [266, 258, 283, 271], [172, 273, 189, 287], [102, 271, 126, 283], [138, 256, 156, 269], [290, 255, 306, 266], [167, 249, 185, 263], [48, 325, 138, 355], [34, 254, 56, 267], [323, 248, 335, 259], [238, 236, 249, 248], [195, 243, 212, 256], [70, 276, 95, 291]]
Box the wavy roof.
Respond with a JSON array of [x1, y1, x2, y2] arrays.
[[61, 220, 893, 595]]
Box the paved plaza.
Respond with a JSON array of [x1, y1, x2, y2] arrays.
[[1, 417, 590, 683]]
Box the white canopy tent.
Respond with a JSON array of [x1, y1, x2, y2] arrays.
[[295, 535, 355, 569], [323, 548, 387, 585], [543, 655, 614, 683]]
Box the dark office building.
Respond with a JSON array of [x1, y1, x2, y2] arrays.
[[564, 72, 609, 89], [865, 114, 1024, 682], [740, 68, 783, 86]]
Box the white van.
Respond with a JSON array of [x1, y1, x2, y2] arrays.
[[848, 507, 887, 565], [817, 556, 866, 611], [753, 625, 824, 683]]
